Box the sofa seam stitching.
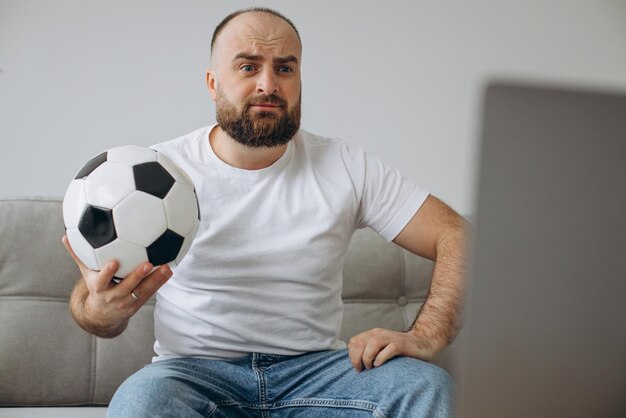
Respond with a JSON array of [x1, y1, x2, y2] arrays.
[[0, 296, 70, 302], [342, 298, 424, 304], [90, 335, 97, 403], [0, 296, 156, 305], [0, 197, 62, 203], [399, 248, 409, 328]]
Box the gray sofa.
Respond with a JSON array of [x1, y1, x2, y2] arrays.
[[0, 197, 458, 417]]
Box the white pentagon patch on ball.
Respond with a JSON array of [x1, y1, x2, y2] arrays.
[[63, 145, 201, 280]]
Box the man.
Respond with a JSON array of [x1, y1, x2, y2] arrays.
[[63, 7, 467, 417]]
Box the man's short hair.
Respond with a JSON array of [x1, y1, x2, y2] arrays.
[[210, 7, 301, 56]]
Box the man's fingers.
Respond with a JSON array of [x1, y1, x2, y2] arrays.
[[349, 329, 420, 371], [348, 328, 441, 371], [118, 263, 172, 301], [115, 262, 154, 294], [348, 337, 366, 372], [362, 337, 384, 369], [135, 266, 173, 301], [91, 260, 120, 292], [373, 342, 400, 368]]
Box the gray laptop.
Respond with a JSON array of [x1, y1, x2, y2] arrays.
[[455, 83, 626, 417]]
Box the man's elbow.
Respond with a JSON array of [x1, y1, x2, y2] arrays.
[[434, 213, 469, 259]]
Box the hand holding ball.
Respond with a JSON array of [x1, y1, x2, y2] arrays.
[[63, 145, 200, 280]]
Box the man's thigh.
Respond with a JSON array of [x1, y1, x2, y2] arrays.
[[107, 357, 259, 418], [106, 351, 454, 417], [265, 349, 454, 418]]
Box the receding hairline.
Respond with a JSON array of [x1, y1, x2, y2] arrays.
[[210, 8, 301, 58]]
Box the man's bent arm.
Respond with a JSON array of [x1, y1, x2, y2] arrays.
[[394, 195, 468, 351], [347, 195, 468, 370]]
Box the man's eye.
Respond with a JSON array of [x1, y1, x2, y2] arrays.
[[278, 66, 293, 73], [241, 65, 255, 72]]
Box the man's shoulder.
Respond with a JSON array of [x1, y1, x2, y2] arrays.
[[297, 129, 365, 161], [151, 125, 212, 154], [298, 129, 342, 148]]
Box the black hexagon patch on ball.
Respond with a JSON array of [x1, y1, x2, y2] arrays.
[[133, 162, 175, 199], [75, 151, 108, 179], [147, 229, 184, 266], [78, 205, 117, 248]]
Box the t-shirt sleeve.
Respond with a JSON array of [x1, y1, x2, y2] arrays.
[[342, 140, 429, 242]]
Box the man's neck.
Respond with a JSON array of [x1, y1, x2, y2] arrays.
[[209, 125, 290, 170]]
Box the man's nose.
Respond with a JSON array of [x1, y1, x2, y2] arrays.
[[256, 67, 278, 95]]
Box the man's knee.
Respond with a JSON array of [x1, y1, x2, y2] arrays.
[[378, 357, 454, 402], [374, 358, 454, 417], [418, 360, 455, 393]]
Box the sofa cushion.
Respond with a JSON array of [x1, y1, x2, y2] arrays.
[[0, 198, 457, 408], [0, 199, 156, 406]]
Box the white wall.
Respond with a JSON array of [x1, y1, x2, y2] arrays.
[[1, 0, 625, 214]]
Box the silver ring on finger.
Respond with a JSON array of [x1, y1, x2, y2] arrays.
[[131, 291, 140, 301]]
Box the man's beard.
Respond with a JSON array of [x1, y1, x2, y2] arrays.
[[215, 88, 301, 148]]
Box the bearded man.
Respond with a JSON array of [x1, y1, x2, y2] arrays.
[[64, 7, 467, 417]]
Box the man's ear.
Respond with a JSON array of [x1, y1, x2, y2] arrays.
[[206, 70, 218, 102]]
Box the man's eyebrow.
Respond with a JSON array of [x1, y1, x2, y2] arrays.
[[232, 53, 298, 65], [274, 55, 298, 65]]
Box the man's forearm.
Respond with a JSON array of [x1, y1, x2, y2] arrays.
[[70, 279, 129, 338], [411, 221, 467, 347], [349, 197, 468, 367]]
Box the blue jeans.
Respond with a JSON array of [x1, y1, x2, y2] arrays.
[[107, 349, 453, 417]]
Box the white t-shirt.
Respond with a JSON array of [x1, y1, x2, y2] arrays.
[[150, 125, 429, 361]]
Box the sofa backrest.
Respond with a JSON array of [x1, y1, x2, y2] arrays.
[[0, 198, 445, 407]]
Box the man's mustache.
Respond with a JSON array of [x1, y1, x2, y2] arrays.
[[245, 94, 287, 109]]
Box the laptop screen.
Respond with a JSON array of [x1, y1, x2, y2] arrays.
[[456, 83, 626, 418]]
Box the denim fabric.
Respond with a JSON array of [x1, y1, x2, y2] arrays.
[[107, 349, 453, 417]]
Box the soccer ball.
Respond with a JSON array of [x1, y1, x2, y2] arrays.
[[63, 145, 200, 279]]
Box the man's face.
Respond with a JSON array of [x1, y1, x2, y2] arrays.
[[208, 12, 302, 148]]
